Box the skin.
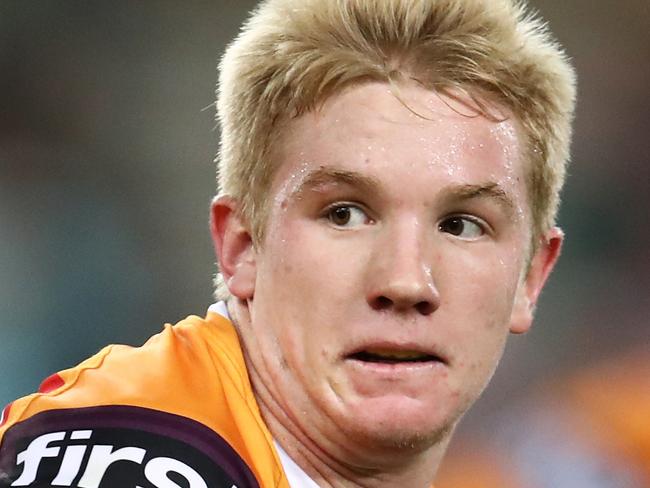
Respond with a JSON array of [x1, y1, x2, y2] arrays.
[[211, 81, 562, 487]]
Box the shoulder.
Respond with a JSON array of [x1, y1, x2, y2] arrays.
[[1, 313, 240, 427], [0, 311, 288, 488]]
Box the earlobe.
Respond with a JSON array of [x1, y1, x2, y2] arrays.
[[210, 196, 256, 299], [509, 227, 564, 334]]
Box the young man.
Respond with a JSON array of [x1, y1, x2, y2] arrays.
[[0, 0, 576, 487]]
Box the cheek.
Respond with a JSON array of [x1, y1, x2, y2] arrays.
[[256, 221, 347, 341], [443, 252, 519, 320], [440, 252, 519, 389], [259, 220, 310, 285], [272, 218, 367, 288], [454, 339, 508, 411]]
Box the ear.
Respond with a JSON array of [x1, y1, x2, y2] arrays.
[[509, 227, 563, 334], [210, 196, 256, 300]]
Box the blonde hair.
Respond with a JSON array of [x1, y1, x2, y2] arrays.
[[215, 0, 576, 295]]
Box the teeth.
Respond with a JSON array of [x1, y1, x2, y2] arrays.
[[364, 349, 428, 360]]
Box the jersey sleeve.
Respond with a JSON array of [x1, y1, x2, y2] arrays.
[[0, 314, 288, 488]]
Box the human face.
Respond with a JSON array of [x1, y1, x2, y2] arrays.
[[218, 81, 559, 456]]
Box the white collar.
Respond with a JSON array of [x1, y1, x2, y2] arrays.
[[209, 302, 320, 488], [207, 300, 230, 318], [273, 441, 321, 488]]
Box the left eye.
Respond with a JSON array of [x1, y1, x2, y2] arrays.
[[326, 205, 369, 228], [438, 216, 485, 239]]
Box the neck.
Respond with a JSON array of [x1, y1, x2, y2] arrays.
[[228, 299, 449, 488], [265, 402, 449, 488]]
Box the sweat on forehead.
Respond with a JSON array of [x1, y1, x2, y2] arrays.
[[281, 166, 520, 226], [270, 82, 524, 189], [258, 82, 530, 246], [232, 79, 529, 259]]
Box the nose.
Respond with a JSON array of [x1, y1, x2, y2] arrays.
[[366, 220, 440, 316]]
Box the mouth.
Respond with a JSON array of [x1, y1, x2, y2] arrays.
[[347, 348, 445, 365]]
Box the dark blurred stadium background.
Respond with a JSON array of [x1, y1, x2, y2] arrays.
[[1, 0, 649, 471]]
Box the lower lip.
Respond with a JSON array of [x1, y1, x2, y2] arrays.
[[346, 357, 446, 373], [342, 357, 450, 399]]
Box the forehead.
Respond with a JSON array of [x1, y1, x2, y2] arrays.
[[270, 81, 525, 204]]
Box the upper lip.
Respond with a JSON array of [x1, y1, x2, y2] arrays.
[[344, 341, 449, 365]]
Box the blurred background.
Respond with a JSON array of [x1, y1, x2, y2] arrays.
[[1, 0, 649, 484]]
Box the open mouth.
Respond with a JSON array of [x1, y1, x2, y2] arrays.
[[348, 349, 442, 365]]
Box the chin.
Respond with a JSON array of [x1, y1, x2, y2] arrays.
[[346, 418, 454, 455], [339, 397, 459, 452]]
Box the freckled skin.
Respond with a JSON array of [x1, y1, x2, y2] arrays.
[[216, 80, 561, 485]]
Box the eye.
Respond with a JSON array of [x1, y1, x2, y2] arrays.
[[438, 216, 485, 240], [325, 204, 370, 228]]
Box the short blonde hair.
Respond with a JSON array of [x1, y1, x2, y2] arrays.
[[215, 0, 576, 294]]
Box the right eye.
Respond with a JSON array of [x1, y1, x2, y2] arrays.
[[325, 204, 370, 228]]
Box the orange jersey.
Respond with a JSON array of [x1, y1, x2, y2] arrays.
[[0, 311, 289, 488]]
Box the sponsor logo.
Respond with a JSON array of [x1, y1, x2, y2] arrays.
[[0, 406, 259, 488], [10, 429, 213, 487]]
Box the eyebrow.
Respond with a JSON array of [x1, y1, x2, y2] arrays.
[[440, 182, 517, 216], [290, 167, 382, 198], [290, 167, 517, 216]]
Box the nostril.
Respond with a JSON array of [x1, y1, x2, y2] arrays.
[[415, 301, 435, 315], [369, 296, 436, 314], [371, 296, 393, 310]]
